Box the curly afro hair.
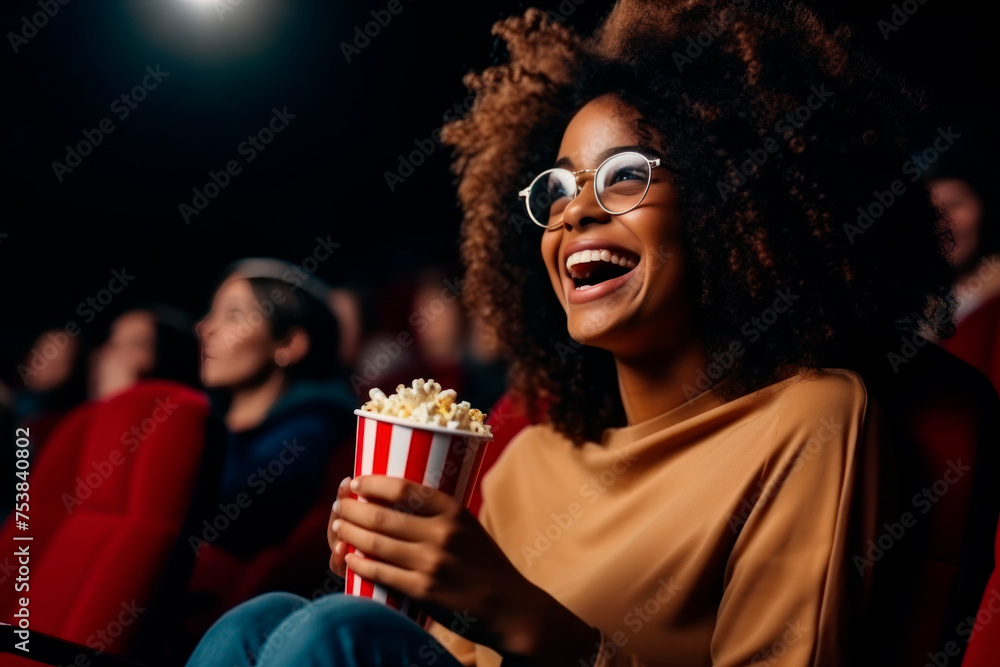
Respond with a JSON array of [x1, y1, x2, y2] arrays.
[[441, 0, 957, 446]]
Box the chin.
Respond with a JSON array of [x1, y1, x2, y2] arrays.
[[199, 371, 222, 389], [567, 318, 616, 349]]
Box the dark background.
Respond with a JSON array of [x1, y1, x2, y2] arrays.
[[1, 0, 996, 381]]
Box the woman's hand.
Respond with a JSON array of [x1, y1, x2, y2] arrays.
[[326, 476, 353, 577], [331, 474, 601, 665], [332, 475, 518, 629]]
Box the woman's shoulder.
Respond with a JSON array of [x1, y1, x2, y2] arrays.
[[783, 366, 868, 399], [766, 367, 870, 416], [761, 367, 876, 456]]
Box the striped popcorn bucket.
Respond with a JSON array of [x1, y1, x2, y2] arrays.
[[344, 409, 493, 624]]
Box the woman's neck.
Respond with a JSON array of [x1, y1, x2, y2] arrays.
[[614, 337, 712, 426], [226, 370, 288, 433]]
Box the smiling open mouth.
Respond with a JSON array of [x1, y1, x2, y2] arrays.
[[566, 248, 639, 289]]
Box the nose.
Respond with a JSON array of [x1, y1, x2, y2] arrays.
[[195, 313, 212, 339], [559, 174, 610, 231]]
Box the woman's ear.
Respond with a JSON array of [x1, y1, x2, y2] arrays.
[[275, 327, 310, 368]]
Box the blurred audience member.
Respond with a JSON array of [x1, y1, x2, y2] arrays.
[[327, 286, 364, 370], [930, 170, 1000, 391], [89, 304, 200, 400], [13, 325, 91, 446], [196, 260, 355, 557], [348, 278, 421, 402], [463, 311, 509, 414], [411, 267, 466, 392], [409, 266, 507, 412]]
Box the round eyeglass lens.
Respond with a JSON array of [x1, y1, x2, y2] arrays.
[[527, 169, 577, 227], [596, 152, 652, 213]]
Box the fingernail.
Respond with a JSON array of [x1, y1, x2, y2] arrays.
[[332, 519, 342, 532], [332, 499, 340, 514], [350, 477, 361, 491], [339, 476, 351, 489]]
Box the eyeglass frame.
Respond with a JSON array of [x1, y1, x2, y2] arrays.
[[517, 151, 666, 229]]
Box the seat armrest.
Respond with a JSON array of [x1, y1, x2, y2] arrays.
[[0, 624, 148, 666]]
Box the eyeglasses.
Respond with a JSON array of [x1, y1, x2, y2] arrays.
[[518, 151, 665, 229]]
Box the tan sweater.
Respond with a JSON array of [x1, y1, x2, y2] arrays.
[[427, 368, 889, 666]]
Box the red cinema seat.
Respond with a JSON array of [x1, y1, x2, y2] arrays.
[[963, 513, 1000, 666], [857, 338, 1000, 665], [941, 292, 1000, 394], [0, 380, 222, 665], [180, 438, 354, 650], [467, 390, 548, 519]]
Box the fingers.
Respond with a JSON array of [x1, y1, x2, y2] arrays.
[[327, 476, 353, 576], [350, 475, 454, 517], [344, 549, 428, 600], [327, 477, 351, 546], [328, 540, 348, 577], [335, 494, 434, 542], [334, 518, 430, 573]]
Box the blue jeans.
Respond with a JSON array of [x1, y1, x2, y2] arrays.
[[185, 591, 470, 667]]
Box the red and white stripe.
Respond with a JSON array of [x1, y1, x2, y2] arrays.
[[344, 412, 489, 622]]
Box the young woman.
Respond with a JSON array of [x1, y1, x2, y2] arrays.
[[194, 261, 355, 556], [927, 171, 1000, 391], [186, 1, 957, 665]]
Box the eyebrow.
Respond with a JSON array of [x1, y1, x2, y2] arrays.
[[553, 144, 662, 169]]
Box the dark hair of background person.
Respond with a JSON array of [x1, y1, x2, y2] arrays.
[[441, 1, 958, 446], [241, 276, 344, 382], [141, 303, 202, 388]]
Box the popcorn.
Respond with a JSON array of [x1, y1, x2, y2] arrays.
[[360, 378, 492, 436]]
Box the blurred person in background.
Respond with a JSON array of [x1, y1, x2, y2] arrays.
[[89, 303, 201, 400], [929, 168, 1000, 391], [411, 265, 507, 412], [410, 266, 467, 394], [348, 277, 422, 401], [8, 323, 91, 524], [327, 285, 365, 371], [195, 259, 355, 557], [13, 324, 91, 447]]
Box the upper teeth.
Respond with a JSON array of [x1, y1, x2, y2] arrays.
[[566, 248, 637, 276]]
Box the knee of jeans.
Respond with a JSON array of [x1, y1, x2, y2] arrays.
[[213, 592, 309, 631], [305, 592, 406, 630]]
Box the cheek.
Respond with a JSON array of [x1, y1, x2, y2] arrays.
[[954, 210, 979, 233], [540, 233, 565, 303], [207, 322, 274, 383], [637, 223, 688, 313], [139, 344, 157, 371]]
